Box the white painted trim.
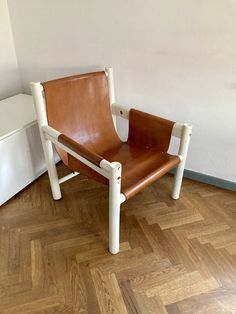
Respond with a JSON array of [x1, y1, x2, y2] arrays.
[[172, 123, 192, 199], [105, 67, 115, 105], [59, 172, 79, 184], [30, 82, 61, 200], [100, 159, 114, 171], [112, 103, 130, 120], [105, 67, 117, 129], [42, 126, 111, 180], [177, 154, 184, 161], [172, 122, 192, 139], [42, 124, 61, 139], [120, 193, 126, 204], [109, 162, 122, 254]]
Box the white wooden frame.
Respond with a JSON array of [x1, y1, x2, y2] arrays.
[[30, 67, 192, 255]]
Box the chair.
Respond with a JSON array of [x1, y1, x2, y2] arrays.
[[30, 68, 192, 254]]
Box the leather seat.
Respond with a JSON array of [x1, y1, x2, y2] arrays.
[[102, 143, 180, 199], [42, 71, 180, 199]]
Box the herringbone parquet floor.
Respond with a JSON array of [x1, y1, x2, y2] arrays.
[[0, 163, 236, 313]]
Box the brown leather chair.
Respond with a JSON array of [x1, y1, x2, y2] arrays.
[[31, 68, 192, 254]]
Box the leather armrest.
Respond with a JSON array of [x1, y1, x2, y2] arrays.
[[58, 134, 103, 167], [128, 108, 175, 152]]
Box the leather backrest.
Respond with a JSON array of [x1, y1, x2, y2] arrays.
[[42, 71, 121, 167]]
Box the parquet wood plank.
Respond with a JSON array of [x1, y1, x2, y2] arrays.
[[0, 163, 235, 313], [146, 271, 219, 304], [2, 294, 65, 314], [31, 239, 44, 289], [172, 287, 236, 314], [91, 269, 127, 314]]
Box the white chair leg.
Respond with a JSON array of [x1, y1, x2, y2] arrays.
[[30, 82, 61, 201], [172, 159, 185, 200], [43, 139, 61, 200], [109, 162, 122, 254], [172, 123, 192, 200]]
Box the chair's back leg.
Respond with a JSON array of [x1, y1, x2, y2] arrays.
[[172, 124, 192, 200], [30, 82, 61, 200], [109, 162, 122, 254]]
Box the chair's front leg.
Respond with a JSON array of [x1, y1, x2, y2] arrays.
[[109, 162, 122, 254], [172, 124, 192, 200], [31, 82, 61, 201], [43, 138, 61, 200]]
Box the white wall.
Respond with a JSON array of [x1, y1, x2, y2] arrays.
[[0, 0, 22, 99], [7, 0, 236, 182]]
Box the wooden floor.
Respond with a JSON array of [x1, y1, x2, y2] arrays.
[[0, 164, 236, 313]]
